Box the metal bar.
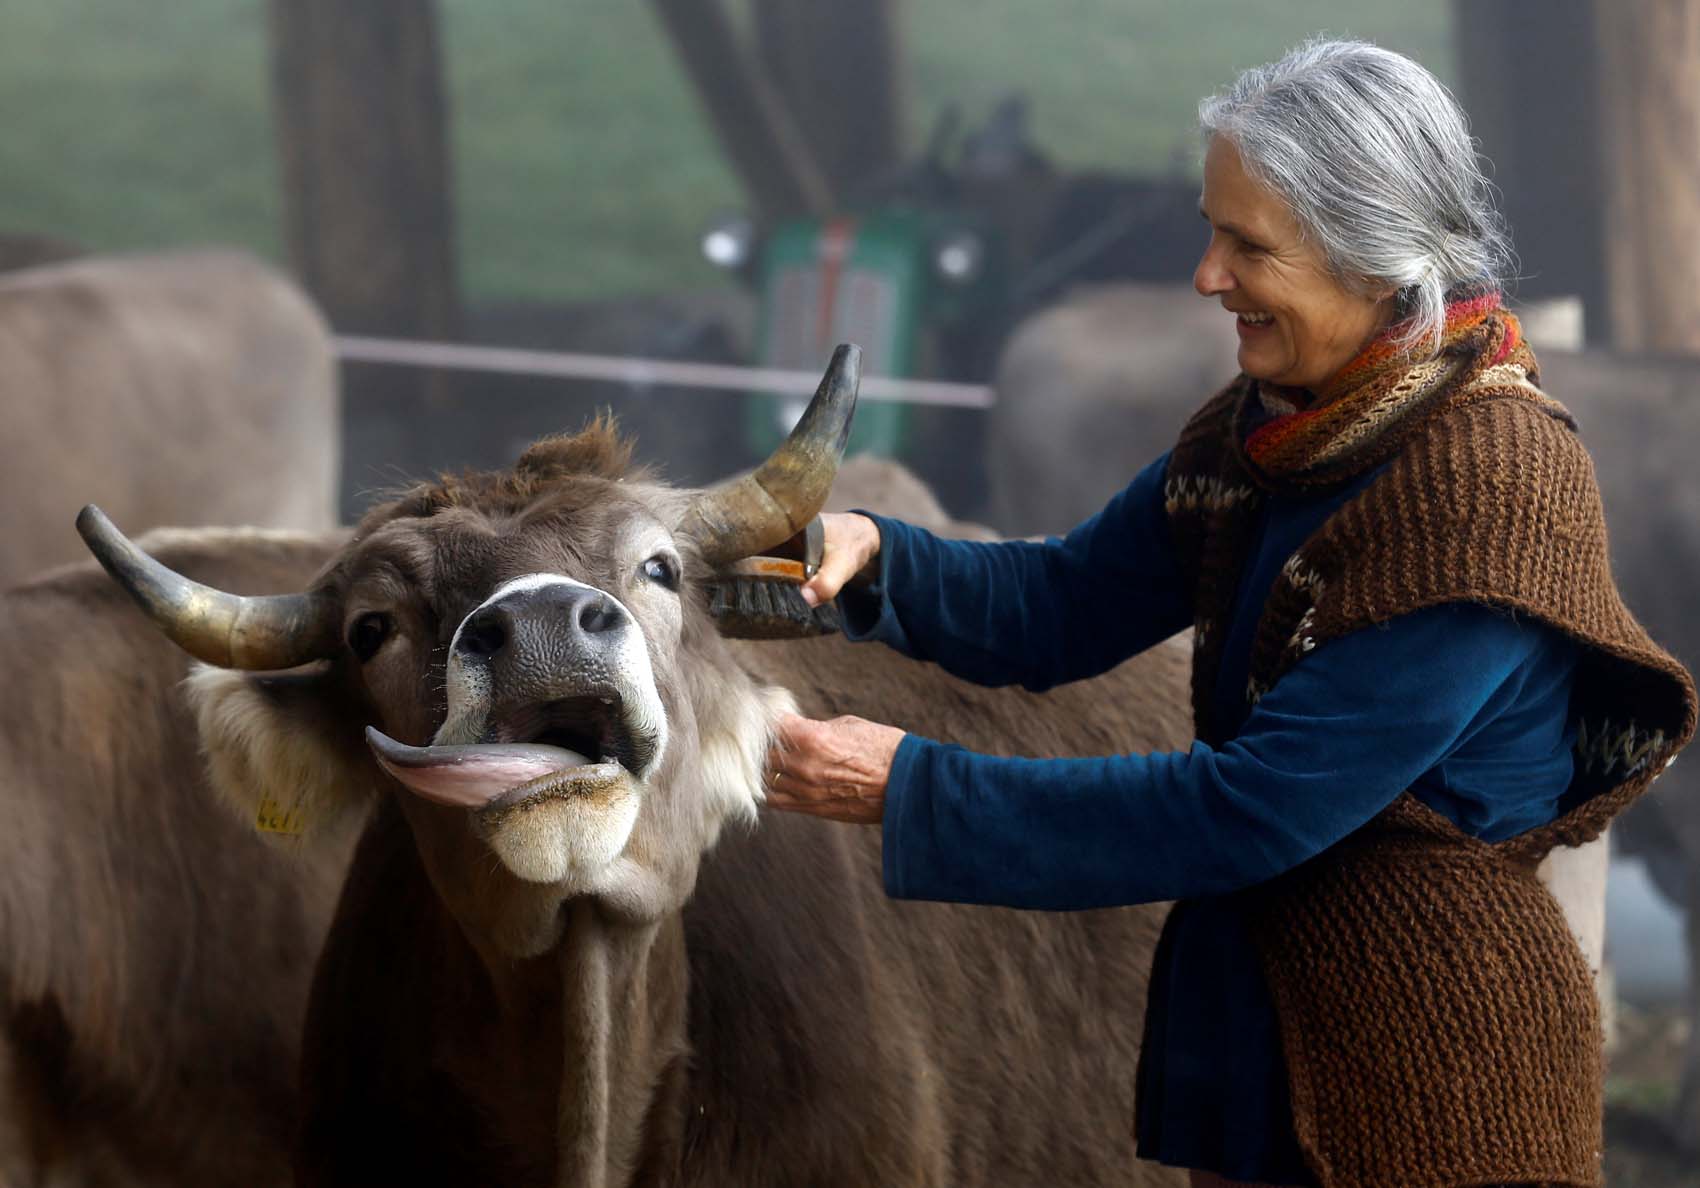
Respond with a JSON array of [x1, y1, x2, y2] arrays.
[[334, 335, 995, 409]]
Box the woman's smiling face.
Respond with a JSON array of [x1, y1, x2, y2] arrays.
[[1194, 136, 1393, 393]]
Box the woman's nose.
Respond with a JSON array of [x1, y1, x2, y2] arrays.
[[1193, 241, 1233, 298]]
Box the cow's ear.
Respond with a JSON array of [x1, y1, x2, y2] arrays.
[[694, 681, 796, 839], [184, 663, 378, 844]]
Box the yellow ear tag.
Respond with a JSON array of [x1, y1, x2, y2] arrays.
[[255, 789, 310, 837]]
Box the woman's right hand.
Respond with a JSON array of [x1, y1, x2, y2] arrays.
[[800, 512, 881, 607]]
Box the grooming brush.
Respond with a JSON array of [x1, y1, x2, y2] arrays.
[[705, 518, 844, 639]]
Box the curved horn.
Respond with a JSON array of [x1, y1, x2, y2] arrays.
[[683, 343, 860, 566], [76, 505, 339, 670]]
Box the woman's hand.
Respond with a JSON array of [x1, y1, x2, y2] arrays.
[[800, 512, 881, 607], [765, 712, 904, 825]]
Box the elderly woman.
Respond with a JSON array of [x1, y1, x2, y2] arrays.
[[763, 39, 1695, 1188]]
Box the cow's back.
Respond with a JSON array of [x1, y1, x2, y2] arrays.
[[0, 250, 338, 589], [986, 283, 1238, 538]]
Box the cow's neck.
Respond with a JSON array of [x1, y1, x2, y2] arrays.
[[545, 900, 688, 1188]]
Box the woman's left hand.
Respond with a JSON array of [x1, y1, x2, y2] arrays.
[[765, 712, 904, 825]]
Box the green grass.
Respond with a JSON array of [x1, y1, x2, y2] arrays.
[[0, 1, 1451, 303], [1606, 1076, 1678, 1113], [0, 0, 280, 257]]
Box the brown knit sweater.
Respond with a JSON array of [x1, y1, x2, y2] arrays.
[[1163, 369, 1697, 1187]]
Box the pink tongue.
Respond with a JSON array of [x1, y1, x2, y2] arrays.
[[365, 726, 590, 808]]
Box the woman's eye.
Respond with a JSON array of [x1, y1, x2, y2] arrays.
[[347, 612, 392, 662], [642, 555, 680, 592]]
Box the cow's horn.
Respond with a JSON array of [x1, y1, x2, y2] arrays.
[[76, 505, 339, 670], [683, 343, 860, 566]]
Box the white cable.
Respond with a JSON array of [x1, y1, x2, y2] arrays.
[[334, 336, 995, 409]]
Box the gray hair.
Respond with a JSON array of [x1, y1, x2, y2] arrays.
[[1199, 39, 1515, 353]]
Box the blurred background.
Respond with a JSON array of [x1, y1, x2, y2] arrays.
[[0, 1, 1695, 1182]]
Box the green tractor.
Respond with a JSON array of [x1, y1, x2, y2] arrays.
[[703, 104, 1028, 466], [740, 199, 1005, 459], [702, 98, 1201, 510]]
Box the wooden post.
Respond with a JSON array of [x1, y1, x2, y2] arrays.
[[648, 0, 834, 220], [268, 0, 461, 345], [1451, 0, 1607, 343], [1596, 0, 1700, 354], [752, 0, 902, 198]]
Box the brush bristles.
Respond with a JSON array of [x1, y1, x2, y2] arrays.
[[704, 575, 842, 639]]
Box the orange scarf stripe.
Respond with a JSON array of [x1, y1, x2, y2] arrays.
[[1321, 292, 1505, 398], [1243, 406, 1320, 457], [1242, 293, 1531, 483]]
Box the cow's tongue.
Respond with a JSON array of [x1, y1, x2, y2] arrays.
[[366, 726, 593, 808]]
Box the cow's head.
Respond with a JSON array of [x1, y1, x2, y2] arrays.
[[81, 347, 858, 956]]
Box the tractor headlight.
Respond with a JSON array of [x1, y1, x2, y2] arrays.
[[701, 215, 756, 270], [933, 230, 985, 285]]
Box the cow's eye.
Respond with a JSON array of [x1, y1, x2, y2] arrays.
[[347, 612, 391, 661], [641, 554, 680, 592]]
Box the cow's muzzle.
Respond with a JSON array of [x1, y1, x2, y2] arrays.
[[369, 576, 668, 811]]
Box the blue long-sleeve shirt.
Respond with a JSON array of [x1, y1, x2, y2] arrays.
[[838, 449, 1579, 1184], [841, 452, 1577, 907], [880, 606, 1576, 907]]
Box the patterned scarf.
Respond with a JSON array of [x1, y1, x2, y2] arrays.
[[1235, 291, 1548, 492]]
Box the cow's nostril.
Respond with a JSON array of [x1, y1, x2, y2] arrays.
[[577, 594, 625, 635], [458, 608, 509, 659]]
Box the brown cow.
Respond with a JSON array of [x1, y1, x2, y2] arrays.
[[0, 457, 1058, 1186], [0, 528, 353, 1186], [84, 350, 1191, 1187], [0, 232, 81, 274], [0, 249, 338, 589]]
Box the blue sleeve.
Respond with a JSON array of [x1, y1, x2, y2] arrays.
[[881, 604, 1563, 910], [837, 451, 1190, 692]]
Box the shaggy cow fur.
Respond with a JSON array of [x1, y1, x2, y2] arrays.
[[174, 429, 1193, 1187], [0, 529, 352, 1186]]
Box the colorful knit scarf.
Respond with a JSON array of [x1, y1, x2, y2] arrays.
[[1237, 291, 1547, 491]]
